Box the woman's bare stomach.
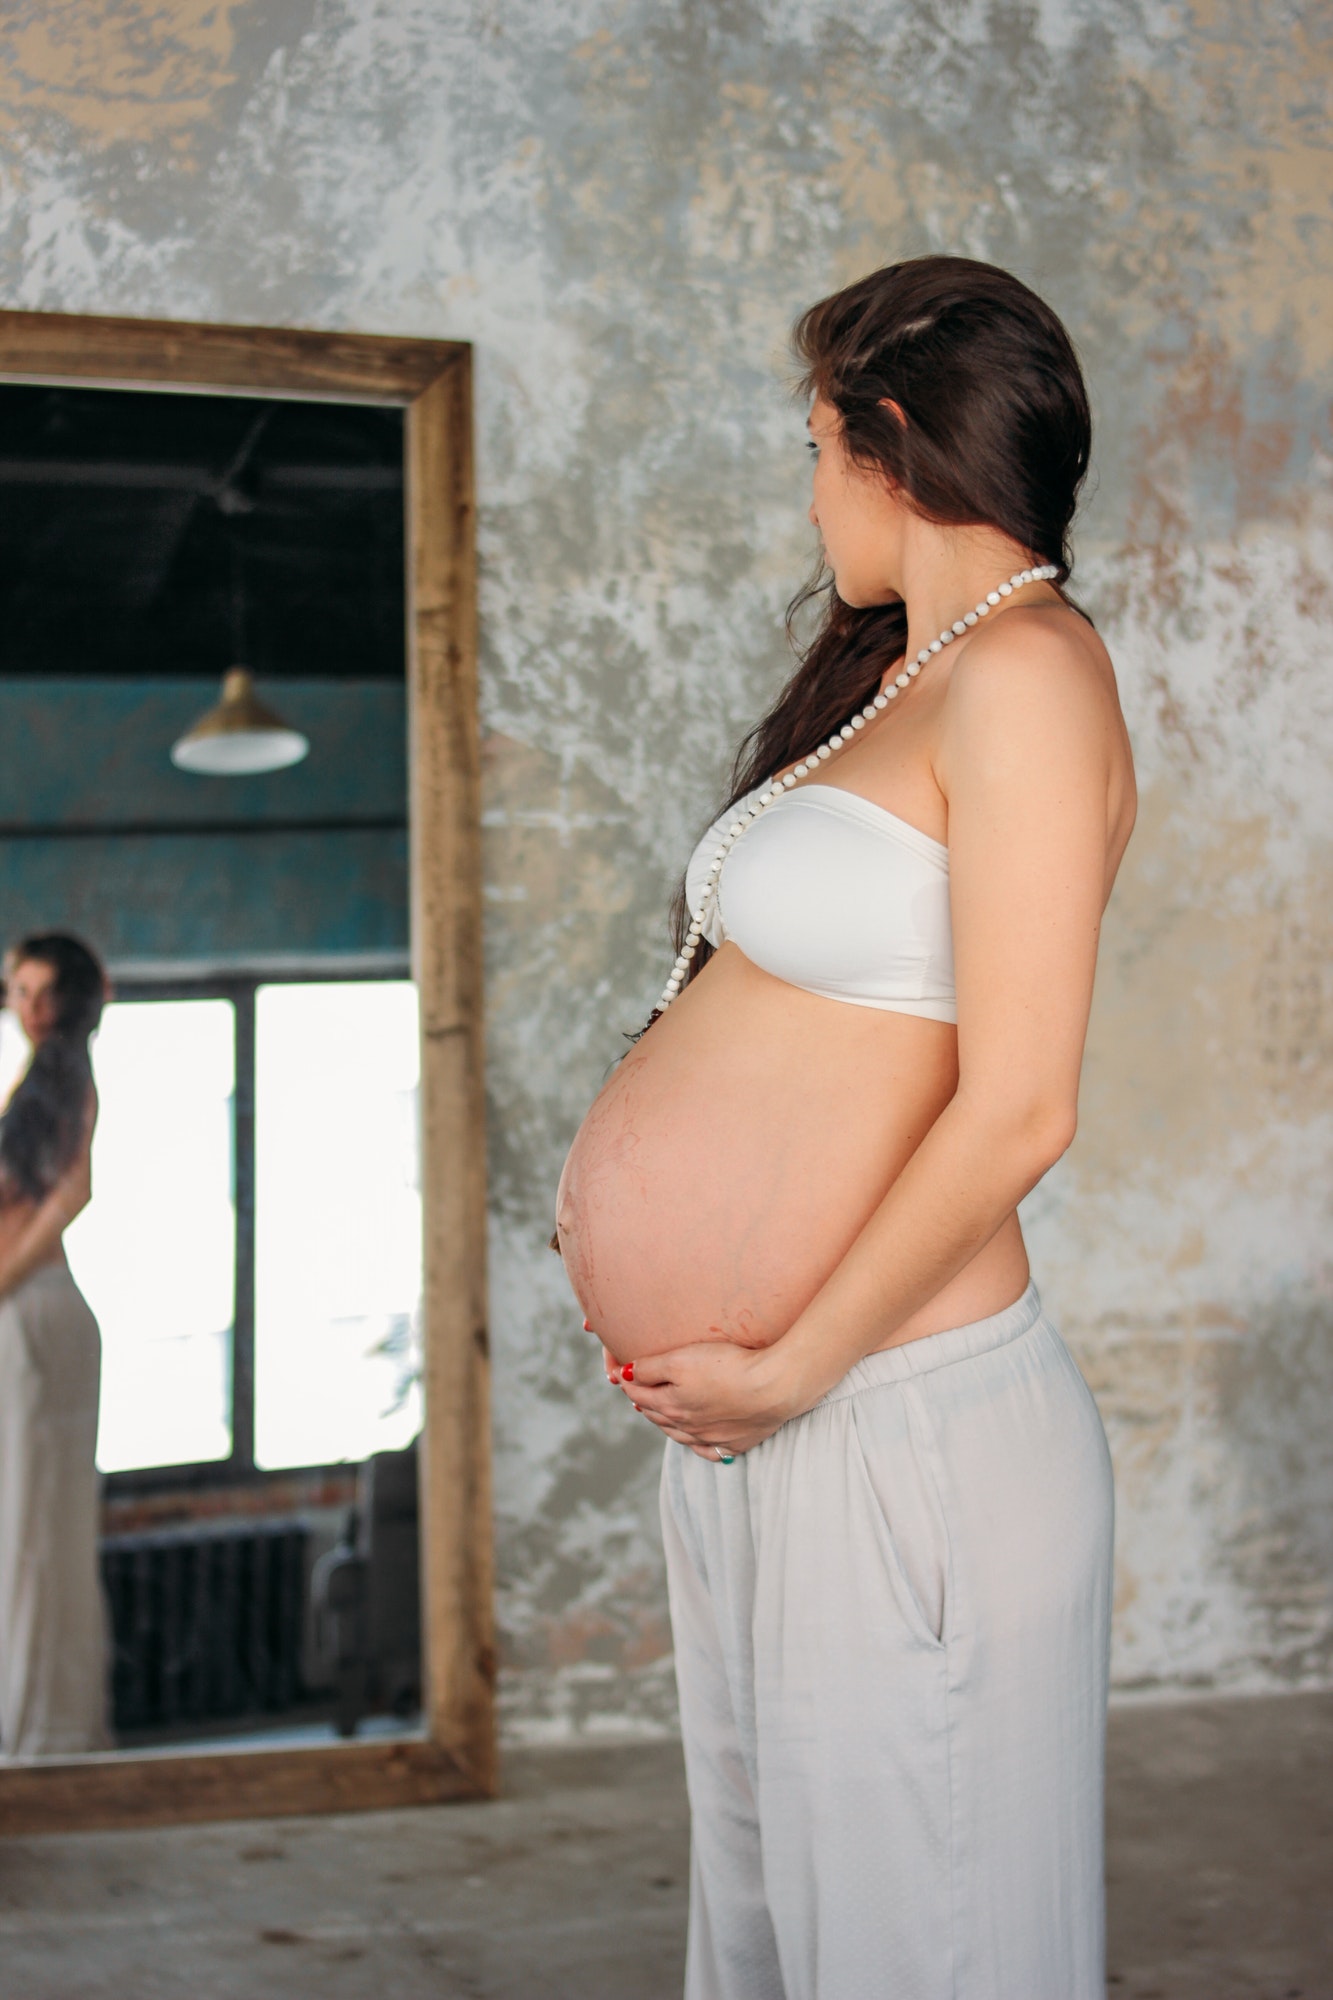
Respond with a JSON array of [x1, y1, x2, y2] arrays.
[[556, 944, 1029, 1365], [0, 1199, 66, 1274]]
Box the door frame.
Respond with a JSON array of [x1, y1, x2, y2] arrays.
[[0, 310, 494, 1832]]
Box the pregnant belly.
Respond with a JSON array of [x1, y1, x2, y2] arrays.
[[555, 946, 959, 1362]]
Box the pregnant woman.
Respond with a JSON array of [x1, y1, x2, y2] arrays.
[[0, 933, 110, 1757], [556, 256, 1135, 1999]]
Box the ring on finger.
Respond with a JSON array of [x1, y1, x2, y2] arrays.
[[714, 1444, 735, 1465]]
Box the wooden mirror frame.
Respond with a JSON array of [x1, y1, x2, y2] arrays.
[[0, 312, 493, 1833]]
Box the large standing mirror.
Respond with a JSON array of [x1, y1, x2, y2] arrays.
[[0, 314, 492, 1832]]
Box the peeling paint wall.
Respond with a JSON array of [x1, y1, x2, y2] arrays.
[[0, 0, 1327, 1734]]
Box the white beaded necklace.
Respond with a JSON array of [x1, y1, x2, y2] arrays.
[[652, 563, 1060, 1018]]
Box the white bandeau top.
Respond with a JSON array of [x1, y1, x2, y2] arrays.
[[684, 782, 957, 1023]]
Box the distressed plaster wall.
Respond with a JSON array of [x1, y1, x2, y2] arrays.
[[0, 0, 1327, 1734]]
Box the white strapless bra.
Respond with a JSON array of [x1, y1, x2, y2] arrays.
[[684, 783, 957, 1023]]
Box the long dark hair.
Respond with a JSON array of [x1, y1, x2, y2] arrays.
[[0, 933, 106, 1201], [666, 255, 1092, 991]]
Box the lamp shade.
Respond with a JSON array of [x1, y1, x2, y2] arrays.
[[171, 669, 309, 776]]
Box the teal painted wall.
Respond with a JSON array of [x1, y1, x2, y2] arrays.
[[0, 680, 406, 966]]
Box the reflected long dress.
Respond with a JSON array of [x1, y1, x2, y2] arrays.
[[0, 1203, 111, 1757]]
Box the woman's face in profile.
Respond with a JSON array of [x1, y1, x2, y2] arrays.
[[806, 396, 905, 610], [8, 959, 59, 1047]]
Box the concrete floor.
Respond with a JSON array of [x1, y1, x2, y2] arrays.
[[0, 1693, 1328, 1999]]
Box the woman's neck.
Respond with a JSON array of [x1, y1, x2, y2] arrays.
[[893, 523, 1060, 666]]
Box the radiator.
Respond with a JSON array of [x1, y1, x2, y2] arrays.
[[100, 1520, 310, 1733]]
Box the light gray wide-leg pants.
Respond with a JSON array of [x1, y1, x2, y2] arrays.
[[0, 1263, 111, 1757], [661, 1282, 1114, 2000]]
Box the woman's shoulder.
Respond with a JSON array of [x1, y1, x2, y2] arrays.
[[937, 601, 1135, 814], [940, 601, 1126, 747], [947, 598, 1114, 694]]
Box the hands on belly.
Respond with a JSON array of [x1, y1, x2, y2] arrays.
[[593, 1321, 804, 1462]]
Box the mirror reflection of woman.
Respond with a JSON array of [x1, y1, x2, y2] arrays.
[[0, 933, 111, 1758], [557, 260, 1136, 1996]]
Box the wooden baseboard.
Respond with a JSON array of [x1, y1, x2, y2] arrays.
[[0, 1735, 487, 1837]]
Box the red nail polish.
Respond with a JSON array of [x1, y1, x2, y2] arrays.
[[622, 1362, 634, 1382], [582, 1317, 592, 1331]]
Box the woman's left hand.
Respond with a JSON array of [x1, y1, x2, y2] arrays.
[[613, 1339, 808, 1461]]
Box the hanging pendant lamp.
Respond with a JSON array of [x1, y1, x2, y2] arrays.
[[172, 417, 309, 777], [171, 667, 309, 775]]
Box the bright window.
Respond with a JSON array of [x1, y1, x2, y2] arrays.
[[254, 980, 422, 1470], [33, 976, 421, 1479], [66, 998, 236, 1473]]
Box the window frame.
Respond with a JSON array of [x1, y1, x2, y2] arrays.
[[100, 961, 413, 1497]]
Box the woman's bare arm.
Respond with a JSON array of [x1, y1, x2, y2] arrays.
[[0, 1089, 96, 1300], [627, 614, 1134, 1452]]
